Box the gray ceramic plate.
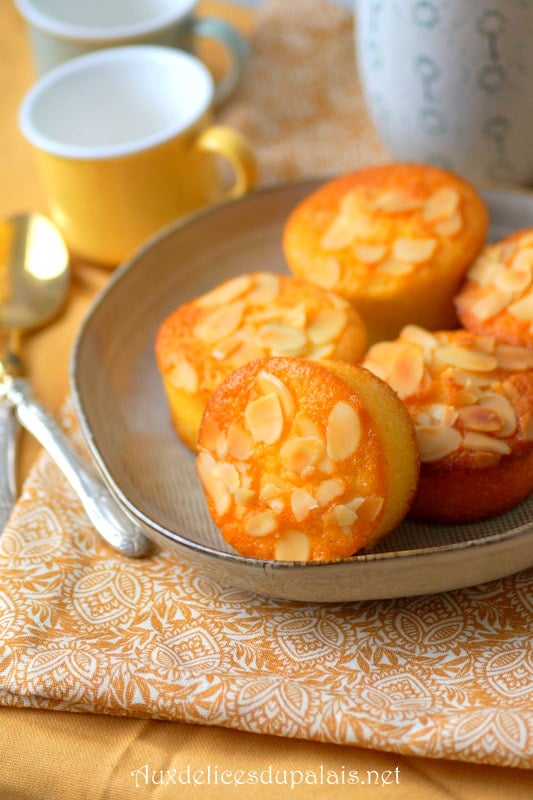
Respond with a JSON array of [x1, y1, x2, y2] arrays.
[[71, 179, 533, 602]]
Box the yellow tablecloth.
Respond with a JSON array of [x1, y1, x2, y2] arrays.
[[0, 1, 531, 797]]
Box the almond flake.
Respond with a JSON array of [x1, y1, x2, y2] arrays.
[[400, 325, 439, 353], [194, 301, 244, 342], [211, 336, 241, 361], [494, 266, 532, 295], [196, 275, 251, 307], [294, 412, 322, 438], [353, 243, 388, 264], [226, 422, 253, 460], [316, 478, 345, 506], [307, 308, 347, 345], [245, 393, 284, 444], [169, 358, 198, 393], [312, 257, 341, 289], [415, 425, 462, 462], [256, 324, 307, 354], [458, 405, 503, 432], [372, 191, 422, 213], [479, 393, 517, 436], [434, 344, 498, 372], [432, 212, 463, 237], [462, 432, 511, 455], [495, 345, 533, 371], [332, 504, 358, 527], [257, 371, 295, 418], [467, 256, 502, 286], [247, 273, 280, 305], [196, 451, 232, 515], [393, 237, 437, 264], [508, 289, 533, 321], [326, 401, 361, 461], [284, 302, 307, 328], [290, 488, 319, 522], [280, 436, 326, 473], [377, 258, 415, 276], [388, 344, 424, 399], [469, 289, 512, 321], [275, 530, 311, 561], [422, 187, 460, 223], [246, 512, 276, 537], [212, 462, 240, 490], [321, 214, 358, 250]]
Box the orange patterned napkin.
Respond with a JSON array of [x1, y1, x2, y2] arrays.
[[1, 0, 532, 772], [0, 402, 532, 770]]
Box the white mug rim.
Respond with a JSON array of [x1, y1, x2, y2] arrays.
[[13, 0, 197, 42], [19, 45, 214, 161]]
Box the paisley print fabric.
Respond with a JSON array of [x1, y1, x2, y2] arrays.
[[0, 404, 531, 769]]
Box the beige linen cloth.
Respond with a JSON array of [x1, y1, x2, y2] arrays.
[[0, 0, 532, 770]]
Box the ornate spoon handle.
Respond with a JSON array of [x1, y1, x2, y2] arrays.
[[5, 378, 153, 558]]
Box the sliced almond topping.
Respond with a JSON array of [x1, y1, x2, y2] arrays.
[[469, 289, 512, 321], [245, 393, 284, 444], [400, 325, 439, 352], [256, 323, 307, 354], [246, 512, 277, 537], [432, 212, 463, 237], [196, 451, 232, 515], [229, 340, 265, 367], [495, 345, 533, 371], [233, 488, 255, 505], [257, 371, 295, 418], [422, 187, 460, 223], [211, 335, 241, 361], [316, 478, 345, 507], [275, 530, 311, 561], [363, 341, 402, 381], [377, 258, 415, 276], [284, 302, 307, 328], [320, 214, 358, 250], [428, 403, 459, 427], [388, 344, 424, 399], [290, 488, 319, 522], [306, 343, 335, 360], [326, 401, 361, 461], [280, 436, 326, 473], [247, 273, 280, 305], [332, 504, 358, 527], [294, 412, 322, 439], [212, 461, 240, 490], [462, 432, 511, 455], [169, 358, 198, 393], [194, 301, 244, 342], [259, 482, 285, 502], [392, 237, 437, 264], [434, 344, 498, 373], [510, 247, 533, 275], [467, 256, 502, 287], [415, 425, 462, 462], [307, 308, 347, 345], [458, 405, 503, 432], [372, 191, 422, 213], [494, 266, 532, 295], [480, 393, 517, 436], [226, 422, 253, 460], [312, 257, 341, 289], [196, 274, 251, 307], [508, 289, 533, 321], [353, 243, 388, 264]]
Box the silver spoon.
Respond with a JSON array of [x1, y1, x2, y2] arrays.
[[0, 213, 153, 557]]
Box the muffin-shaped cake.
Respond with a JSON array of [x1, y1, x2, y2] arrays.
[[283, 163, 489, 343], [155, 271, 367, 450], [455, 228, 533, 348], [196, 357, 419, 562], [363, 326, 533, 522]]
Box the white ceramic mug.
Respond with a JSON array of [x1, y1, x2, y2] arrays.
[[355, 0, 533, 187], [19, 46, 258, 266], [14, 0, 248, 104]]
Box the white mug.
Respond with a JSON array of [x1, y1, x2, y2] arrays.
[[355, 0, 533, 187], [14, 0, 248, 104]]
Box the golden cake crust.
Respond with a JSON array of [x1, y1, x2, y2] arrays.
[[283, 163, 489, 343], [455, 228, 533, 348], [196, 357, 419, 562], [155, 271, 367, 450], [363, 326, 533, 522]]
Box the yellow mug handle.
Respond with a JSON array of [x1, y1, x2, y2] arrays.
[[195, 125, 258, 199]]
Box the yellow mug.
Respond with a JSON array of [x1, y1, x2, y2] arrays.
[[19, 46, 258, 266]]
